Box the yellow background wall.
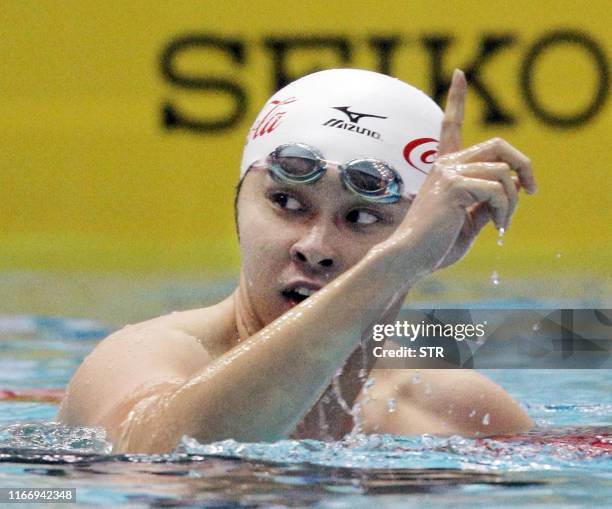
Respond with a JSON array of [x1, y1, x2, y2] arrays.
[[2, 1, 610, 277]]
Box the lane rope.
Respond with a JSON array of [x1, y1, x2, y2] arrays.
[[0, 388, 65, 403]]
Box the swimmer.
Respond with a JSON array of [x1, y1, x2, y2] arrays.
[[58, 68, 536, 453]]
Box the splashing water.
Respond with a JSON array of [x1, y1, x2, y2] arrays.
[[387, 398, 397, 413], [0, 422, 112, 453], [179, 427, 612, 472]]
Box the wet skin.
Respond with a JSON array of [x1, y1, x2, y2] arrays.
[[58, 70, 535, 452]]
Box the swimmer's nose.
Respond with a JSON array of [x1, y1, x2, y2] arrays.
[[290, 228, 336, 272], [291, 248, 334, 269]]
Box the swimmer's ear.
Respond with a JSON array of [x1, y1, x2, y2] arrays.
[[438, 69, 467, 156]]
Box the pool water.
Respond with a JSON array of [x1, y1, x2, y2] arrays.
[[0, 313, 610, 508]]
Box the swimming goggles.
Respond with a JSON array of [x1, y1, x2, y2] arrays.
[[254, 143, 404, 204]]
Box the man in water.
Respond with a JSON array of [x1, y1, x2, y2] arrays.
[[58, 68, 536, 453]]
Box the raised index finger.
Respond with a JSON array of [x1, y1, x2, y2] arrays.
[[438, 69, 467, 156]]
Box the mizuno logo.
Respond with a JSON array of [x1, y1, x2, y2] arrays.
[[322, 119, 381, 139], [331, 106, 387, 124], [323, 106, 387, 140]]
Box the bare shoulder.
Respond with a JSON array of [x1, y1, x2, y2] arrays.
[[57, 297, 236, 429], [358, 368, 533, 436]]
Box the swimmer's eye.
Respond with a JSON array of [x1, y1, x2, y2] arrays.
[[269, 192, 304, 212], [346, 209, 381, 225]]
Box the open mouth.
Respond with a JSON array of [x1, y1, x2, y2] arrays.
[[280, 285, 318, 306]]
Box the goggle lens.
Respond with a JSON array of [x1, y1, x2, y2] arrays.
[[270, 144, 324, 183], [268, 144, 403, 203], [343, 159, 395, 191]]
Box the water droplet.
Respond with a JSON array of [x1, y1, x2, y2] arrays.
[[425, 382, 433, 395], [387, 398, 396, 413], [497, 227, 505, 246], [532, 322, 541, 331], [556, 252, 562, 259], [490, 270, 500, 286], [332, 370, 352, 414], [482, 413, 490, 425], [469, 409, 476, 418], [412, 372, 421, 384], [364, 378, 376, 389], [350, 402, 363, 434]]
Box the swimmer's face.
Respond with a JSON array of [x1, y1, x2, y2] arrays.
[[236, 166, 412, 325]]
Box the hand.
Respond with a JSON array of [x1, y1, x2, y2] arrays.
[[397, 69, 537, 273]]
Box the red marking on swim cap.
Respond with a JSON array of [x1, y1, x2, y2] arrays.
[[421, 149, 437, 164], [403, 137, 439, 174], [250, 97, 297, 140]]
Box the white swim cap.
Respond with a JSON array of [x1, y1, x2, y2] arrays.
[[240, 68, 443, 196]]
